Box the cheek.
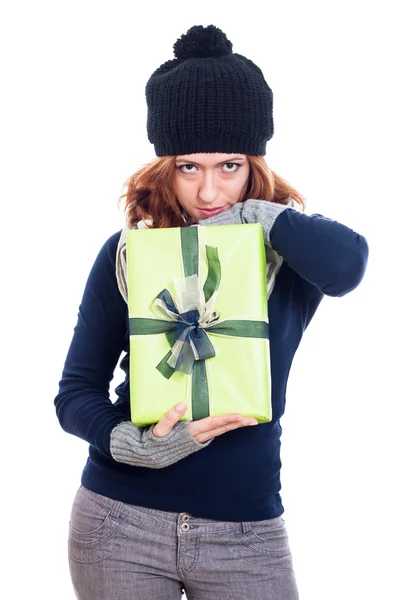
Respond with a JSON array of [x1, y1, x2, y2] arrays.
[[173, 177, 187, 197], [227, 174, 249, 201], [237, 170, 251, 197], [174, 180, 193, 204]]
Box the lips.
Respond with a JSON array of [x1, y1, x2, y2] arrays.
[[198, 206, 226, 218]]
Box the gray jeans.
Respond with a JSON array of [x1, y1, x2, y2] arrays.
[[68, 485, 300, 599]]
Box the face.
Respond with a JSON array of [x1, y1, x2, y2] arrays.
[[173, 153, 250, 222]]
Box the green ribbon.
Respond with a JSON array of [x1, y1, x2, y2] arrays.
[[129, 226, 269, 420]]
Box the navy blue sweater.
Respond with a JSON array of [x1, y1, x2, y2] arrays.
[[54, 208, 369, 521]]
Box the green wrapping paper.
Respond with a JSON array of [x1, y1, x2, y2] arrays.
[[126, 223, 272, 427]]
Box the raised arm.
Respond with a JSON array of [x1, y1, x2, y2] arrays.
[[199, 199, 369, 297]]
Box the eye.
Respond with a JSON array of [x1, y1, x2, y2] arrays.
[[222, 163, 241, 172], [176, 163, 241, 174], [178, 164, 198, 173]]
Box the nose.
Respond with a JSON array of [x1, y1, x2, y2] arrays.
[[198, 171, 220, 204]]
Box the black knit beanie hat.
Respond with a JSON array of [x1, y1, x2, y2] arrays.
[[145, 24, 274, 157]]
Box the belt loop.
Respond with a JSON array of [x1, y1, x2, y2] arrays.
[[110, 500, 122, 521], [241, 521, 252, 534]]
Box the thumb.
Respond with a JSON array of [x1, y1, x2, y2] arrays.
[[152, 403, 187, 438]]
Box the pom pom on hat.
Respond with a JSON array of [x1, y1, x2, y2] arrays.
[[173, 24, 233, 59]]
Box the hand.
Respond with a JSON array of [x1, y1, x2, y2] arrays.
[[152, 402, 258, 442]]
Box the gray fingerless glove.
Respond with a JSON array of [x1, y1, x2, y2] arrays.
[[110, 419, 214, 469], [199, 199, 293, 247]]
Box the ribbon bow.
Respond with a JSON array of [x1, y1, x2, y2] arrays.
[[152, 242, 221, 377]]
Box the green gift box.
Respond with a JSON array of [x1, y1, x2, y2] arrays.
[[126, 223, 272, 427]]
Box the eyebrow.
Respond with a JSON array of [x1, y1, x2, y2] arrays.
[[175, 156, 246, 165]]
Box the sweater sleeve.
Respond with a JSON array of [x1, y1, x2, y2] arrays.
[[54, 231, 129, 457], [255, 202, 369, 297], [200, 199, 369, 298]]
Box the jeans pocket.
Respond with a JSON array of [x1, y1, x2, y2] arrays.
[[68, 486, 139, 564], [246, 518, 290, 557], [69, 487, 122, 545], [217, 519, 293, 571]]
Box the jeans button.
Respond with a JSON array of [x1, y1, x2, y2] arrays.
[[181, 523, 190, 532]]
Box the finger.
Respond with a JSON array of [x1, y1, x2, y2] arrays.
[[152, 403, 187, 438], [190, 413, 250, 435], [190, 417, 258, 443], [153, 409, 241, 439], [190, 413, 244, 431]]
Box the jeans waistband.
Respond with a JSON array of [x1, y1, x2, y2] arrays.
[[121, 498, 284, 534]]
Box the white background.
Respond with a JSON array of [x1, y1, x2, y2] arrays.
[[2, 1, 399, 598]]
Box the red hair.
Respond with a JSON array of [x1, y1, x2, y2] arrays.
[[118, 155, 306, 228]]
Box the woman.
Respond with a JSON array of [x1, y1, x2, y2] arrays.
[[55, 24, 369, 600]]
